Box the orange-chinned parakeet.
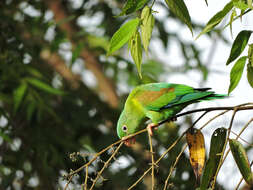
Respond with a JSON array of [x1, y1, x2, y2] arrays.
[[117, 82, 226, 146]]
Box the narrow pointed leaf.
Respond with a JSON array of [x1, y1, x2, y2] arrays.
[[26, 78, 65, 95], [226, 30, 252, 65], [141, 6, 155, 55], [229, 9, 236, 37], [108, 18, 140, 55], [129, 31, 142, 78], [228, 56, 247, 94], [13, 83, 27, 114], [229, 139, 253, 186], [200, 128, 227, 189], [247, 44, 253, 87], [186, 128, 205, 184], [164, 0, 192, 34], [196, 2, 233, 39], [118, 0, 148, 16]]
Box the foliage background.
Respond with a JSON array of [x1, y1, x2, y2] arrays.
[[0, 0, 252, 189]]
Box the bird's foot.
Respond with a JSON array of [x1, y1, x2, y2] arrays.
[[146, 123, 158, 136]]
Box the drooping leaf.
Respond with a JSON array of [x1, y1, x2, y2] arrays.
[[200, 128, 227, 190], [228, 56, 247, 94], [196, 1, 233, 39], [164, 0, 193, 34], [229, 139, 253, 186], [226, 30, 252, 65], [118, 0, 148, 16], [129, 31, 142, 78], [247, 44, 253, 87], [107, 18, 140, 55], [141, 6, 155, 55], [229, 9, 237, 37], [13, 82, 27, 114], [26, 78, 66, 95], [186, 128, 205, 184]]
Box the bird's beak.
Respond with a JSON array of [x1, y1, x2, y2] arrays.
[[123, 137, 136, 147]]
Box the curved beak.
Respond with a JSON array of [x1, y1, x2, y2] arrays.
[[123, 137, 136, 147]]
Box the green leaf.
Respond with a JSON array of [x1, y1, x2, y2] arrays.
[[13, 82, 27, 114], [129, 31, 142, 78], [248, 43, 253, 66], [228, 56, 247, 94], [233, 0, 249, 10], [141, 6, 155, 55], [226, 30, 252, 65], [200, 128, 227, 189], [107, 18, 140, 55], [229, 9, 237, 37], [247, 63, 253, 88], [164, 0, 192, 34], [196, 2, 233, 39], [247, 44, 253, 87], [118, 0, 148, 16], [229, 139, 253, 186], [26, 78, 66, 95]]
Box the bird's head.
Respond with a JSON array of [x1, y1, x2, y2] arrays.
[[117, 110, 137, 146]]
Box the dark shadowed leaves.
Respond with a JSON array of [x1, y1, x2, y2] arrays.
[[200, 128, 227, 189], [13, 82, 27, 114], [226, 30, 252, 65], [26, 78, 66, 95]]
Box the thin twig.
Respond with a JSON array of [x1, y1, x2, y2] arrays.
[[89, 142, 124, 190], [148, 132, 155, 190], [64, 175, 73, 190], [163, 144, 187, 190], [84, 166, 88, 190], [128, 132, 186, 190]]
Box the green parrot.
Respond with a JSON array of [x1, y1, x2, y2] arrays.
[[117, 82, 226, 146]]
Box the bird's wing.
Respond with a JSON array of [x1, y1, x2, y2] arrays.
[[131, 83, 213, 111]]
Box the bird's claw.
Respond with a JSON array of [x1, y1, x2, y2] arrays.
[[147, 123, 158, 136]]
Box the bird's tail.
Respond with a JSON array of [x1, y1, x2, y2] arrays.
[[202, 93, 227, 100]]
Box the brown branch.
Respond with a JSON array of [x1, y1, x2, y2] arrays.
[[45, 0, 119, 108], [148, 132, 155, 190], [40, 50, 80, 89]]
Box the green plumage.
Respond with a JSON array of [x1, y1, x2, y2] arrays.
[[117, 83, 226, 139]]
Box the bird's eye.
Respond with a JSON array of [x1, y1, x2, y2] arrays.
[[122, 125, 128, 132]]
